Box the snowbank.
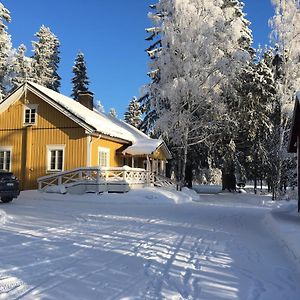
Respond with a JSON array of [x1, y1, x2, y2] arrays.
[[264, 200, 300, 269], [24, 186, 198, 206], [0, 209, 8, 224]]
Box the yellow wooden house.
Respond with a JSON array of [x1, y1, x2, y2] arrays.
[[0, 81, 171, 190]]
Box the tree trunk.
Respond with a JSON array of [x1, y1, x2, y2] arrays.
[[222, 167, 236, 192], [181, 127, 189, 188]]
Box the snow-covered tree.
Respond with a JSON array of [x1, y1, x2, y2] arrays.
[[71, 52, 89, 100], [124, 96, 142, 128], [222, 0, 253, 54], [235, 49, 276, 192], [31, 25, 61, 91], [95, 100, 104, 113], [147, 0, 251, 183], [11, 44, 32, 88], [269, 0, 300, 195], [0, 3, 12, 99], [211, 0, 255, 189], [139, 3, 164, 135], [109, 108, 117, 118]]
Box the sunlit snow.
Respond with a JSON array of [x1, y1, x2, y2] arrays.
[[0, 187, 299, 299]]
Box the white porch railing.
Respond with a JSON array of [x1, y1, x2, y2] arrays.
[[37, 166, 154, 192]]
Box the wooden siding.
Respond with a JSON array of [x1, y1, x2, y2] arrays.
[[0, 91, 87, 190], [152, 147, 168, 160], [90, 137, 124, 167]]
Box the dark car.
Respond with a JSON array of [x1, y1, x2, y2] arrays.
[[0, 171, 20, 203]]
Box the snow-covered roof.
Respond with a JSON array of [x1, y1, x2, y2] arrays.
[[0, 81, 171, 158]]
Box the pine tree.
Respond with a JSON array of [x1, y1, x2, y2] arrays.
[[222, 0, 254, 54], [213, 0, 255, 190], [236, 49, 276, 192], [0, 3, 12, 99], [109, 108, 117, 118], [71, 52, 89, 100], [95, 100, 104, 113], [11, 44, 32, 88], [31, 25, 61, 91], [139, 3, 164, 135], [124, 97, 142, 128]]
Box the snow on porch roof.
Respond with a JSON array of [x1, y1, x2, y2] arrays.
[[1, 81, 170, 157]]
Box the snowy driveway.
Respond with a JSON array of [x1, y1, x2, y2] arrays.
[[0, 189, 299, 299]]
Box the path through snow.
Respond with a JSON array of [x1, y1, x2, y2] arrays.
[[0, 189, 299, 299]]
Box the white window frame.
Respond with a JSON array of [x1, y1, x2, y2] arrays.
[[46, 145, 65, 172], [98, 147, 110, 168], [0, 146, 12, 171], [23, 104, 38, 125]]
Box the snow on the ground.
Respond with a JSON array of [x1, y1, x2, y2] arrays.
[[0, 187, 299, 299], [264, 201, 300, 267]]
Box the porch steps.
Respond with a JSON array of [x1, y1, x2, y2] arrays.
[[153, 175, 177, 188]]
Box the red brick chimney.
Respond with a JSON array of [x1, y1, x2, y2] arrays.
[[77, 91, 94, 110]]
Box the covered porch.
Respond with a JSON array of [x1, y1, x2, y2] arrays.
[[121, 139, 172, 177]]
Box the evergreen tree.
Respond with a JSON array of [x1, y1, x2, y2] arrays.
[[124, 97, 142, 128], [71, 52, 89, 100], [11, 44, 32, 88], [109, 108, 117, 118], [222, 0, 254, 54], [139, 3, 164, 135], [0, 3, 12, 99], [237, 50, 276, 192], [95, 100, 104, 113], [213, 0, 255, 190], [31, 25, 61, 91]]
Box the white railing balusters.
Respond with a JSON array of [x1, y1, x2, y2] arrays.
[[37, 166, 155, 192]]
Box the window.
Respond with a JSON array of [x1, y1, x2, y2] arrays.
[[98, 147, 110, 167], [24, 105, 38, 125], [47, 145, 65, 171], [0, 147, 12, 171]]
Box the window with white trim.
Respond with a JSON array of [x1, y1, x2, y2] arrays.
[[98, 147, 110, 167], [0, 148, 12, 171], [24, 104, 38, 125], [47, 145, 65, 171]]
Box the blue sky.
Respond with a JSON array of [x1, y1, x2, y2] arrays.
[[2, 0, 274, 117]]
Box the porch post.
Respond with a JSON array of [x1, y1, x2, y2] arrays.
[[146, 155, 150, 185]]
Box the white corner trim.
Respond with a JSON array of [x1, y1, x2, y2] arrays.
[[86, 135, 92, 167]]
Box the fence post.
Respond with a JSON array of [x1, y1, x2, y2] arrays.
[[58, 176, 62, 185], [97, 169, 101, 193]]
